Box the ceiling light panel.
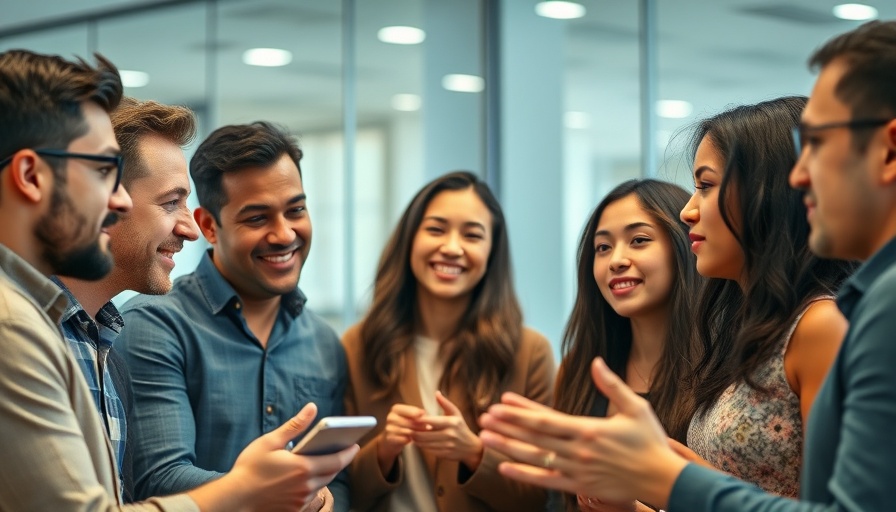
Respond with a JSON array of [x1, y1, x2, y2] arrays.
[[535, 1, 586, 20], [242, 48, 293, 67], [377, 26, 426, 45]]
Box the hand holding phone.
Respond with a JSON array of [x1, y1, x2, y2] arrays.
[[291, 416, 377, 456]]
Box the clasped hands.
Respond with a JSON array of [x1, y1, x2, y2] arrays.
[[377, 390, 484, 474]]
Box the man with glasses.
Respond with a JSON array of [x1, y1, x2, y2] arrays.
[[0, 48, 356, 511], [51, 97, 201, 503], [476, 19, 896, 512], [0, 150, 123, 191]]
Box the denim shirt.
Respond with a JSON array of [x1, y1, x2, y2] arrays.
[[51, 277, 127, 499], [118, 251, 348, 510]]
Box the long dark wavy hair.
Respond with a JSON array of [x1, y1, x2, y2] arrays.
[[554, 179, 700, 442], [360, 171, 522, 414], [690, 96, 857, 415]]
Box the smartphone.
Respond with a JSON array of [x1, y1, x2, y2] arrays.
[[290, 416, 377, 455]]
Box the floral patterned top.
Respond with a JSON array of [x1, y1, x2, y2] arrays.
[[686, 297, 832, 498]]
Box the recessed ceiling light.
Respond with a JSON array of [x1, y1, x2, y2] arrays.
[[392, 93, 422, 111], [119, 70, 149, 88], [564, 111, 590, 129], [535, 1, 586, 20], [832, 3, 878, 21], [442, 74, 484, 93], [657, 100, 693, 119], [242, 48, 293, 67], [377, 26, 426, 45]]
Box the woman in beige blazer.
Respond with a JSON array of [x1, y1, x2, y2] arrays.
[[343, 171, 554, 512]]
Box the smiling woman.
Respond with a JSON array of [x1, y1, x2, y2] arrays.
[[341, 171, 555, 512], [552, 178, 700, 512]]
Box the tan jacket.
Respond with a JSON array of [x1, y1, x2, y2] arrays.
[[0, 244, 197, 511], [342, 324, 555, 512]]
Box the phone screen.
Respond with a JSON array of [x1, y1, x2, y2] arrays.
[[291, 416, 377, 455]]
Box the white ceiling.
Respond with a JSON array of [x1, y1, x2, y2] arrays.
[[2, 0, 893, 160]]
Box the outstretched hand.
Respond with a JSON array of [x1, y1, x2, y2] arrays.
[[478, 358, 687, 509]]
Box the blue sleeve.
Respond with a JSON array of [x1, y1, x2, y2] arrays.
[[119, 303, 223, 499], [669, 273, 896, 512], [824, 279, 896, 510], [670, 464, 815, 512]]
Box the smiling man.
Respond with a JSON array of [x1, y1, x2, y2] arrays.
[[52, 96, 199, 502], [118, 121, 349, 511], [475, 19, 896, 512], [1, 49, 357, 512]]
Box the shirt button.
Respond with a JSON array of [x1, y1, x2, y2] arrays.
[[436, 486, 445, 497], [234, 302, 241, 310], [265, 405, 274, 415]]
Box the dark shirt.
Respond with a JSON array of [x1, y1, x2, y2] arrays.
[[118, 251, 349, 510], [669, 236, 896, 511]]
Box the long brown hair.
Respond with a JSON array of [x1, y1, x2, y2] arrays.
[[554, 179, 700, 440], [360, 171, 522, 414]]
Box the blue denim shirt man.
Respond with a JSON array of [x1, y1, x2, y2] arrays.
[[118, 121, 349, 511]]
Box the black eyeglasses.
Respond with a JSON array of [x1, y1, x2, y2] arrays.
[[792, 118, 892, 159], [0, 148, 123, 192]]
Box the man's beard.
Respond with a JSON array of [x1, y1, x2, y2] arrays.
[[35, 182, 116, 281]]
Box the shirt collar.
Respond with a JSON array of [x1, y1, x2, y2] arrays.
[[196, 249, 307, 317], [49, 276, 124, 333], [837, 236, 896, 320], [0, 243, 69, 324]]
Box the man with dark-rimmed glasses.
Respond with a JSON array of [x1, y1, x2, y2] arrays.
[[0, 48, 356, 511], [792, 118, 892, 160], [473, 19, 896, 512], [0, 149, 123, 192]]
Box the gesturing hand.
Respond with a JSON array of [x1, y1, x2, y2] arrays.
[[412, 391, 484, 470], [478, 358, 687, 509]]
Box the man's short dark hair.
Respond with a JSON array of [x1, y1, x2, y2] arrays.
[[809, 20, 896, 149], [111, 97, 196, 188], [0, 50, 123, 172], [190, 121, 303, 224]]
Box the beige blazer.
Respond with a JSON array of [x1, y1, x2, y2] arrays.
[[342, 324, 555, 512]]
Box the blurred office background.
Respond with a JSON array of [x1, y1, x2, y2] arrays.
[[3, 0, 891, 351]]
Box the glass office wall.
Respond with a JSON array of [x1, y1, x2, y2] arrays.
[[0, 0, 485, 334], [3, 0, 894, 347], [559, 0, 641, 321]]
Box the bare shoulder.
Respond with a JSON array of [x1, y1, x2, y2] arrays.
[[785, 299, 848, 392], [791, 299, 848, 346]]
